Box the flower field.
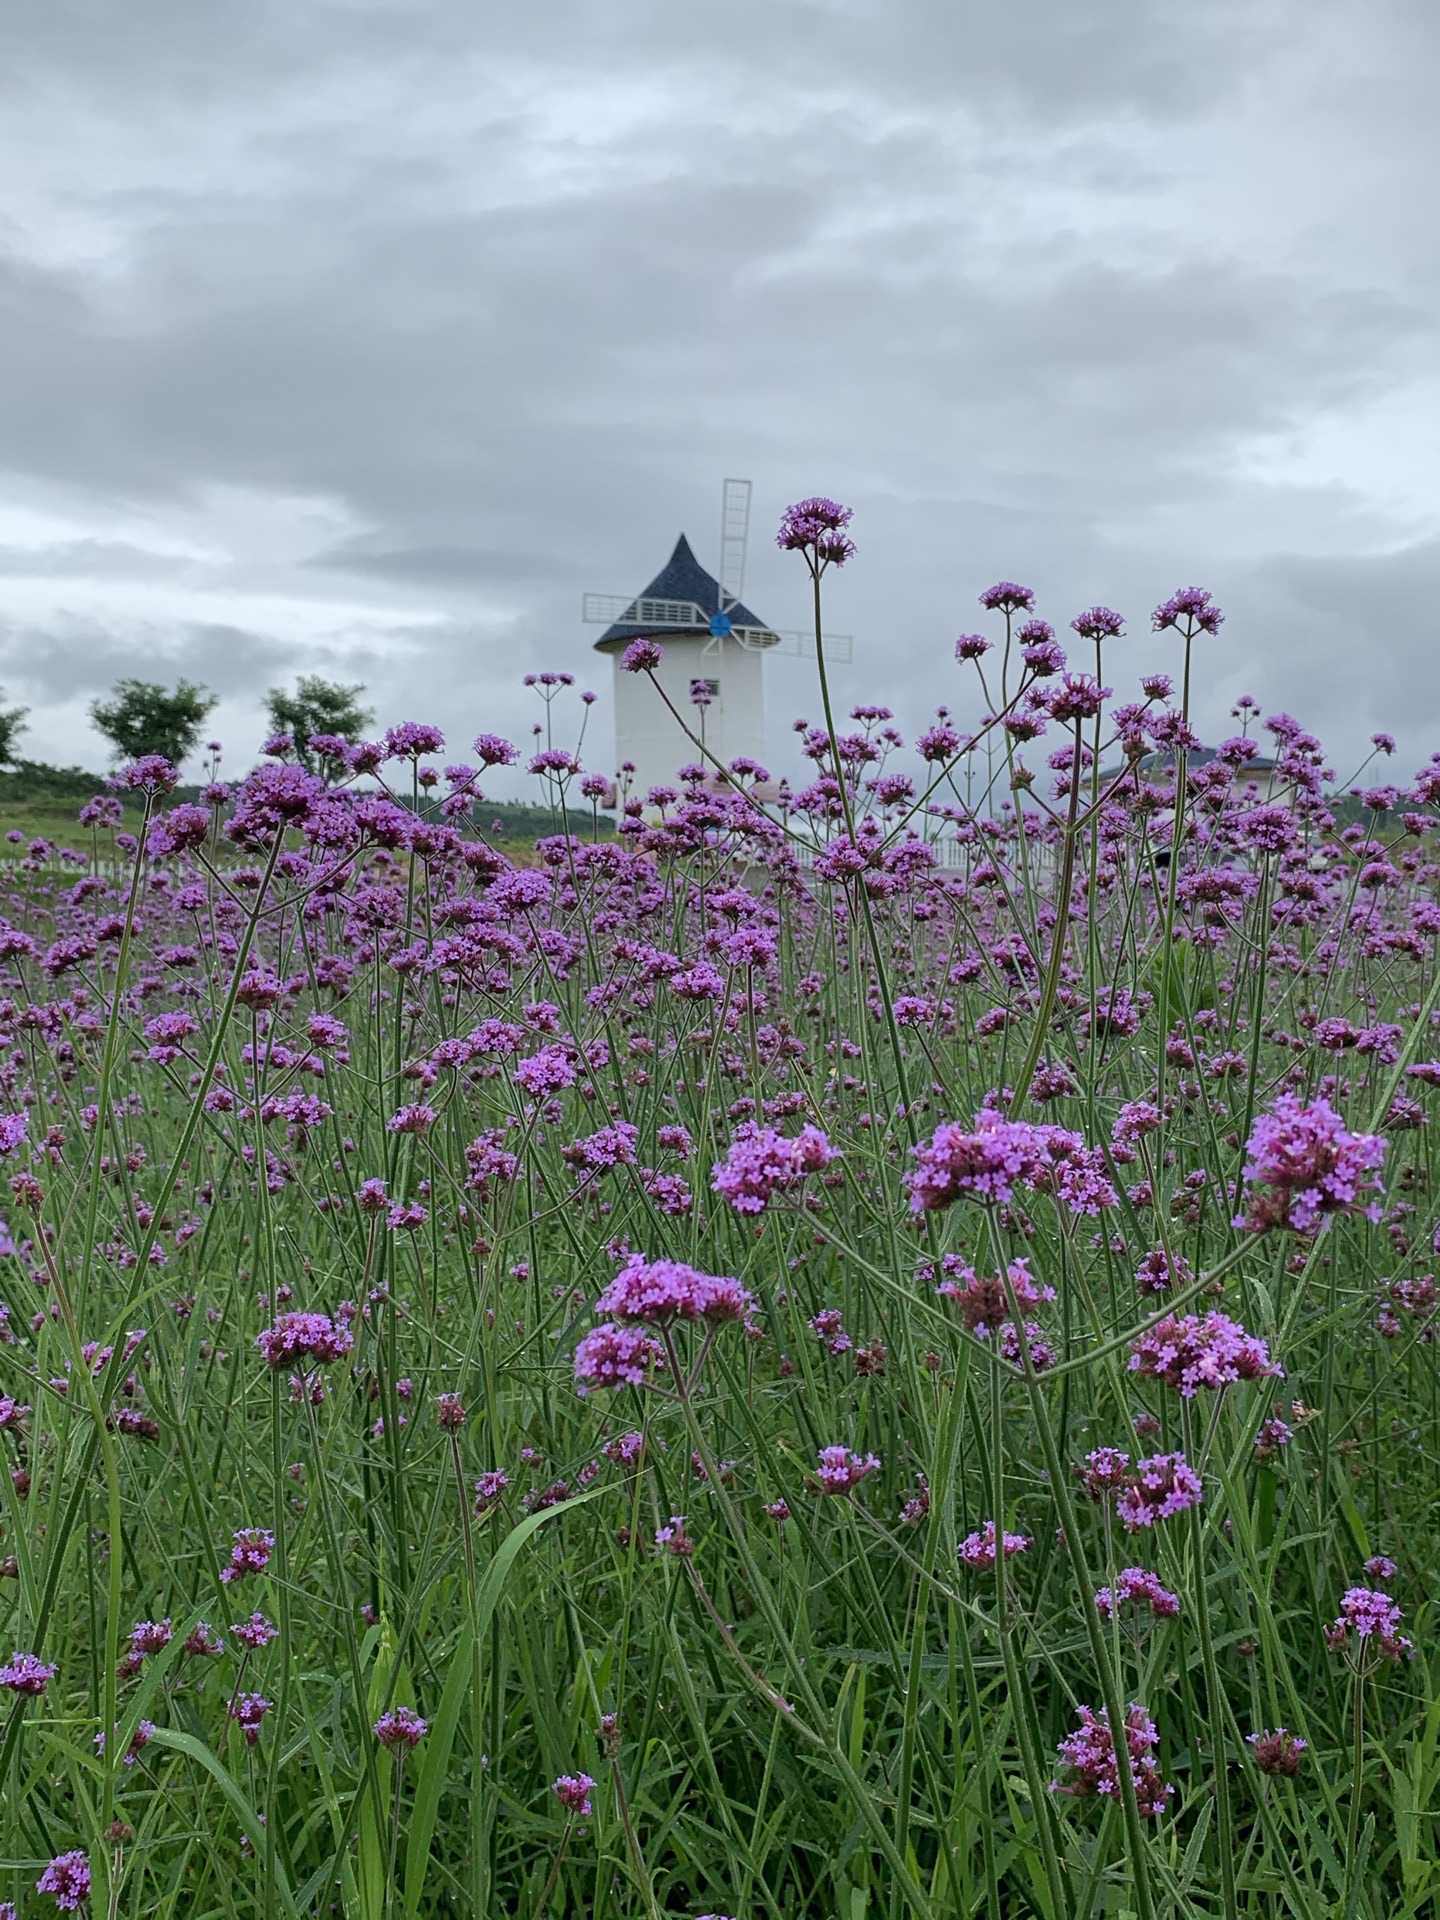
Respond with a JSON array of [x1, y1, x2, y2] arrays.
[[1, 506, 1439, 1918]]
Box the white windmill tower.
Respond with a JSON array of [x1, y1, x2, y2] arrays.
[[583, 479, 853, 800]]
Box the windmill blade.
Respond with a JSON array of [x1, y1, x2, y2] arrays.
[[582, 593, 708, 628], [766, 629, 855, 664], [718, 478, 752, 610], [582, 593, 635, 623]]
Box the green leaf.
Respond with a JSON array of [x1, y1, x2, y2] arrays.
[[148, 1726, 300, 1920], [402, 1488, 601, 1920]]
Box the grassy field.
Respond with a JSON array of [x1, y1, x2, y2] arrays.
[[0, 592, 1436, 1918]]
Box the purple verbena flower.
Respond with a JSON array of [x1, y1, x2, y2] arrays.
[[1069, 607, 1125, 641], [815, 1446, 880, 1495], [1248, 1727, 1307, 1776], [230, 1692, 271, 1745], [1052, 1705, 1170, 1817], [958, 1521, 1031, 1569], [111, 755, 178, 792], [220, 1527, 274, 1585], [621, 639, 664, 673], [1133, 1248, 1192, 1296], [513, 1045, 577, 1098], [552, 1772, 596, 1817], [0, 1651, 56, 1695], [37, 1850, 91, 1910], [1255, 1415, 1294, 1461], [1239, 1094, 1384, 1234], [1328, 1586, 1412, 1662], [979, 581, 1034, 613], [596, 1253, 753, 1326], [473, 1470, 510, 1515], [932, 1257, 1055, 1334], [385, 722, 446, 760], [654, 1514, 693, 1557], [1077, 1447, 1131, 1500], [1093, 1568, 1179, 1621], [1127, 1312, 1281, 1399], [375, 1706, 427, 1750], [255, 1312, 354, 1370], [711, 1123, 836, 1213], [229, 1613, 279, 1650], [775, 498, 855, 567], [1116, 1452, 1203, 1532], [906, 1109, 1052, 1212], [573, 1324, 666, 1395], [1152, 587, 1223, 635]]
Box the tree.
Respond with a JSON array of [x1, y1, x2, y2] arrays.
[[89, 679, 217, 769], [0, 693, 29, 768], [264, 675, 374, 779]]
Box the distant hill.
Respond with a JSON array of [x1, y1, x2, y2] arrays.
[[0, 763, 617, 844]]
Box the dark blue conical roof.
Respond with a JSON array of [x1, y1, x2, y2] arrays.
[[595, 533, 776, 651]]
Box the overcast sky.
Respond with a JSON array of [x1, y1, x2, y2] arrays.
[[1, 0, 1437, 789]]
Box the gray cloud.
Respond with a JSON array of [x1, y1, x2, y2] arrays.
[[0, 614, 294, 701], [0, 0, 1435, 781], [0, 540, 191, 580]]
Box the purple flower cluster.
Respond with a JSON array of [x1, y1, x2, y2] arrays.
[[711, 1122, 836, 1213], [375, 1705, 427, 1750], [129, 1618, 173, 1657], [1127, 1312, 1281, 1399], [621, 638, 663, 673], [933, 1254, 1055, 1335], [513, 1044, 577, 1098], [907, 1110, 1054, 1213], [1239, 1094, 1385, 1234], [1248, 1727, 1307, 1776], [958, 1521, 1031, 1569], [37, 1851, 91, 1910], [230, 1692, 272, 1745], [0, 1650, 56, 1694], [552, 1772, 596, 1817], [1328, 1586, 1413, 1662], [815, 1446, 880, 1495], [1077, 1446, 1133, 1500], [1133, 1247, 1192, 1296], [573, 1324, 667, 1396], [907, 1109, 1117, 1218], [595, 1253, 753, 1326], [1152, 586, 1224, 635], [1093, 1568, 1179, 1621], [1115, 1453, 1203, 1532], [255, 1311, 354, 1370], [1053, 1704, 1171, 1817], [473, 1470, 510, 1514], [230, 1612, 279, 1649], [775, 497, 856, 568], [220, 1527, 275, 1584]]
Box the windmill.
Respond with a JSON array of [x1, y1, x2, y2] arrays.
[[583, 479, 854, 799]]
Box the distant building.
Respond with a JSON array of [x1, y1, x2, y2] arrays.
[[593, 534, 778, 800], [1097, 747, 1279, 788], [1134, 747, 1277, 780]]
